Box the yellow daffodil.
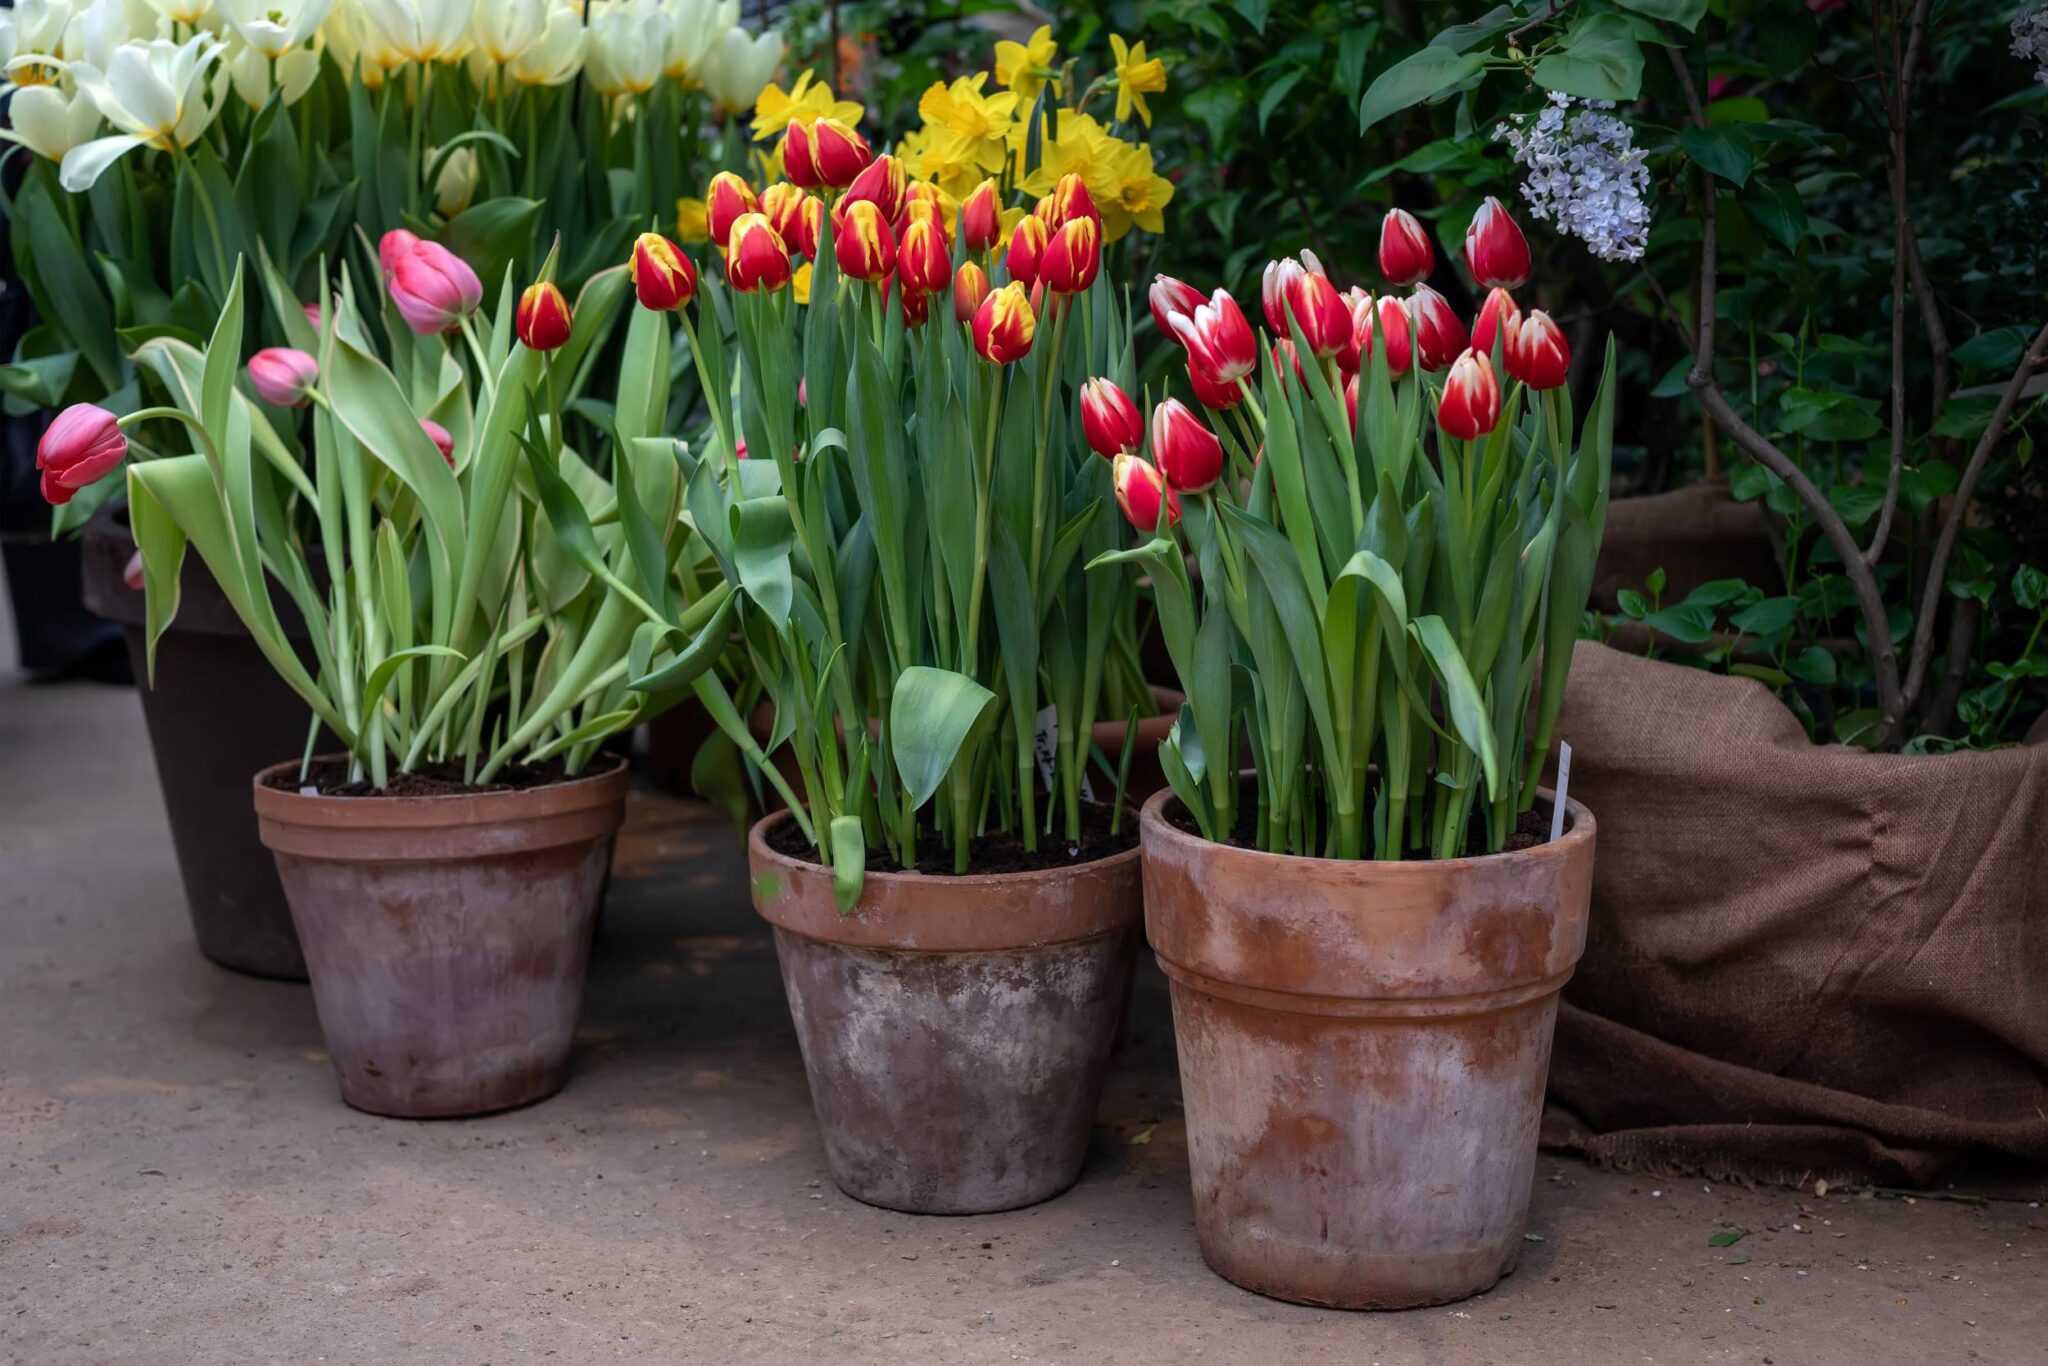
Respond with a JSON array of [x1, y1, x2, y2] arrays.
[[992, 24, 1058, 103], [916, 72, 1016, 176], [1019, 110, 1120, 207], [1108, 34, 1166, 128], [894, 123, 981, 201], [675, 195, 710, 244], [751, 68, 863, 142], [791, 260, 812, 306], [1099, 138, 1174, 241]]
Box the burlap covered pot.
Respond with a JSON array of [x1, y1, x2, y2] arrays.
[[1540, 642, 2048, 1191]]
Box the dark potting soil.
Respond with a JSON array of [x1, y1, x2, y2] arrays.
[[1166, 797, 1551, 860], [264, 756, 583, 798], [765, 801, 1139, 876]]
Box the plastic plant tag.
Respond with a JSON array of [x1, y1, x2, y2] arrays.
[[1033, 704, 1097, 804], [1549, 741, 1572, 843]]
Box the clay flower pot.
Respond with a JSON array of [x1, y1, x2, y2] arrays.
[[1140, 786, 1595, 1310], [749, 810, 1141, 1214], [1089, 685, 1183, 802], [252, 757, 629, 1118]]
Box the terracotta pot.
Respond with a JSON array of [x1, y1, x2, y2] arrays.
[[80, 502, 319, 979], [252, 757, 629, 1118], [1089, 685, 1182, 803], [749, 810, 1141, 1214], [1140, 786, 1596, 1310]]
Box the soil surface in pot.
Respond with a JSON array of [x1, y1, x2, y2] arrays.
[[263, 757, 578, 798], [764, 801, 1138, 875], [1166, 791, 1551, 859]]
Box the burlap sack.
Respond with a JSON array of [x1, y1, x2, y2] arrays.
[[1540, 642, 2048, 1192], [1592, 481, 1783, 612]]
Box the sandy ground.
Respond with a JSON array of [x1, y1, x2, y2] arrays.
[[1, 584, 2043, 1365]]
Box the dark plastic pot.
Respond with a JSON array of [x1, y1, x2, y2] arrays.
[[749, 810, 1141, 1214], [253, 756, 628, 1118], [79, 502, 317, 979]]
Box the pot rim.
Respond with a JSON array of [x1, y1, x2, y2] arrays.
[[252, 752, 629, 827], [749, 805, 1142, 891], [1138, 779, 1594, 878]]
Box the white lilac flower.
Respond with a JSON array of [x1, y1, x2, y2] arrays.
[[2013, 6, 2048, 87], [1494, 90, 1651, 265]]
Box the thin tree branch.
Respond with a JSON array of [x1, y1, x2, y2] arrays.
[[1863, 0, 1922, 568], [1637, 263, 1696, 353], [1900, 318, 2048, 713], [1923, 596, 1981, 741]]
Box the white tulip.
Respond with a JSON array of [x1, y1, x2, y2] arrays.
[[0, 82, 103, 160], [503, 5, 580, 86], [143, 0, 214, 27], [2, 0, 84, 89], [353, 0, 473, 65], [59, 33, 227, 190], [471, 0, 548, 65], [662, 0, 736, 83], [585, 0, 667, 98], [699, 25, 779, 114], [227, 36, 320, 107], [218, 0, 333, 59], [432, 143, 476, 215]]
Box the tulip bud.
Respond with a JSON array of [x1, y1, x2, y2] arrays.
[[247, 346, 318, 407], [1438, 349, 1502, 440], [725, 213, 793, 293], [897, 216, 951, 296], [378, 228, 419, 279], [953, 261, 991, 324], [1270, 336, 1307, 386], [1344, 371, 1359, 430], [1079, 378, 1143, 459], [421, 417, 456, 467], [35, 403, 126, 506], [1043, 173, 1099, 232], [706, 171, 759, 251], [1336, 289, 1374, 374], [1189, 358, 1243, 412], [1149, 398, 1224, 494], [122, 548, 144, 591], [759, 182, 817, 261], [972, 281, 1036, 365], [1371, 294, 1415, 379], [388, 241, 483, 335], [807, 118, 873, 190], [1168, 288, 1257, 384], [517, 281, 573, 352], [1041, 216, 1101, 294], [843, 154, 906, 224], [1465, 196, 1531, 290], [1149, 274, 1206, 340], [1378, 207, 1435, 287], [1283, 269, 1350, 359], [1005, 216, 1048, 290], [961, 179, 1003, 254], [1260, 255, 1309, 336], [1470, 286, 1521, 359], [631, 232, 698, 311], [1112, 451, 1181, 532], [780, 120, 820, 190], [302, 299, 324, 329], [1408, 284, 1468, 372], [1506, 309, 1571, 390], [835, 200, 897, 283]]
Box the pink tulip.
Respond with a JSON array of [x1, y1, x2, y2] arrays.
[[388, 241, 483, 335], [378, 228, 420, 279], [36, 403, 126, 506], [421, 418, 455, 466], [247, 347, 318, 407]]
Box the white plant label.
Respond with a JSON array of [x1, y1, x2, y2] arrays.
[[1550, 741, 1573, 843], [1032, 705, 1094, 804]]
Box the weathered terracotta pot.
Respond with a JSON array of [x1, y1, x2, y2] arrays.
[[1140, 786, 1596, 1310], [1089, 685, 1182, 803], [252, 757, 629, 1118], [749, 811, 1141, 1214]]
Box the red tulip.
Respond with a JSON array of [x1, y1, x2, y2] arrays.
[[759, 182, 819, 261], [898, 187, 950, 246], [1470, 286, 1520, 358], [900, 284, 931, 328], [706, 171, 758, 253], [1283, 268, 1350, 359], [1005, 216, 1048, 290], [1260, 255, 1306, 336], [960, 179, 1003, 254], [1437, 349, 1502, 440], [725, 213, 793, 293], [972, 281, 1036, 364], [897, 215, 950, 296], [516, 281, 573, 352], [1365, 293, 1415, 378], [36, 403, 126, 506], [1169, 287, 1257, 384], [1112, 451, 1181, 531], [388, 241, 482, 335], [1336, 289, 1374, 373], [835, 199, 896, 282], [1506, 309, 1571, 390], [377, 228, 419, 279], [1270, 336, 1307, 386], [1188, 358, 1242, 412], [953, 261, 991, 324], [1408, 284, 1468, 372], [1080, 377, 1143, 459], [1150, 397, 1223, 494], [1042, 173, 1099, 232], [1464, 196, 1531, 290], [631, 232, 697, 311], [842, 154, 906, 224], [1344, 371, 1359, 430], [1040, 216, 1101, 294], [1149, 274, 1206, 339], [421, 417, 455, 467], [247, 347, 318, 406], [122, 548, 144, 590], [780, 120, 820, 190], [806, 118, 872, 189], [1379, 207, 1435, 287]]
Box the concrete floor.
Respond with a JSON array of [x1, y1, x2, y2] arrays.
[[2, 580, 2044, 1364]]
